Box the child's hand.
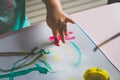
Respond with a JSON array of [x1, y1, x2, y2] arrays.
[[46, 9, 74, 44], [43, 0, 75, 44]]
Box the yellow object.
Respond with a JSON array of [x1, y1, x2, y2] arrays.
[[83, 67, 110, 80], [67, 77, 75, 80]]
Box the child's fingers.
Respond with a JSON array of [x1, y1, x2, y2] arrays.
[[66, 18, 75, 24], [52, 30, 59, 45]]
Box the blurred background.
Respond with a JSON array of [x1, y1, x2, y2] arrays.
[[108, 0, 120, 3], [26, 0, 120, 25]]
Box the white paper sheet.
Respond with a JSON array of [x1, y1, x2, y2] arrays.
[[0, 22, 120, 80]]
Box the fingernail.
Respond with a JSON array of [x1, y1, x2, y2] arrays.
[[54, 38, 60, 46], [63, 40, 65, 43], [55, 43, 60, 46]]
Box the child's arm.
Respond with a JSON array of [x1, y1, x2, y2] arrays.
[[42, 0, 75, 44]]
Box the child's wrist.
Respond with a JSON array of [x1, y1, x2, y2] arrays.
[[43, 0, 62, 13]]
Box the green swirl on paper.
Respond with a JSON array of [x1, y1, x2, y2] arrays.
[[0, 42, 82, 80], [71, 42, 82, 67]]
